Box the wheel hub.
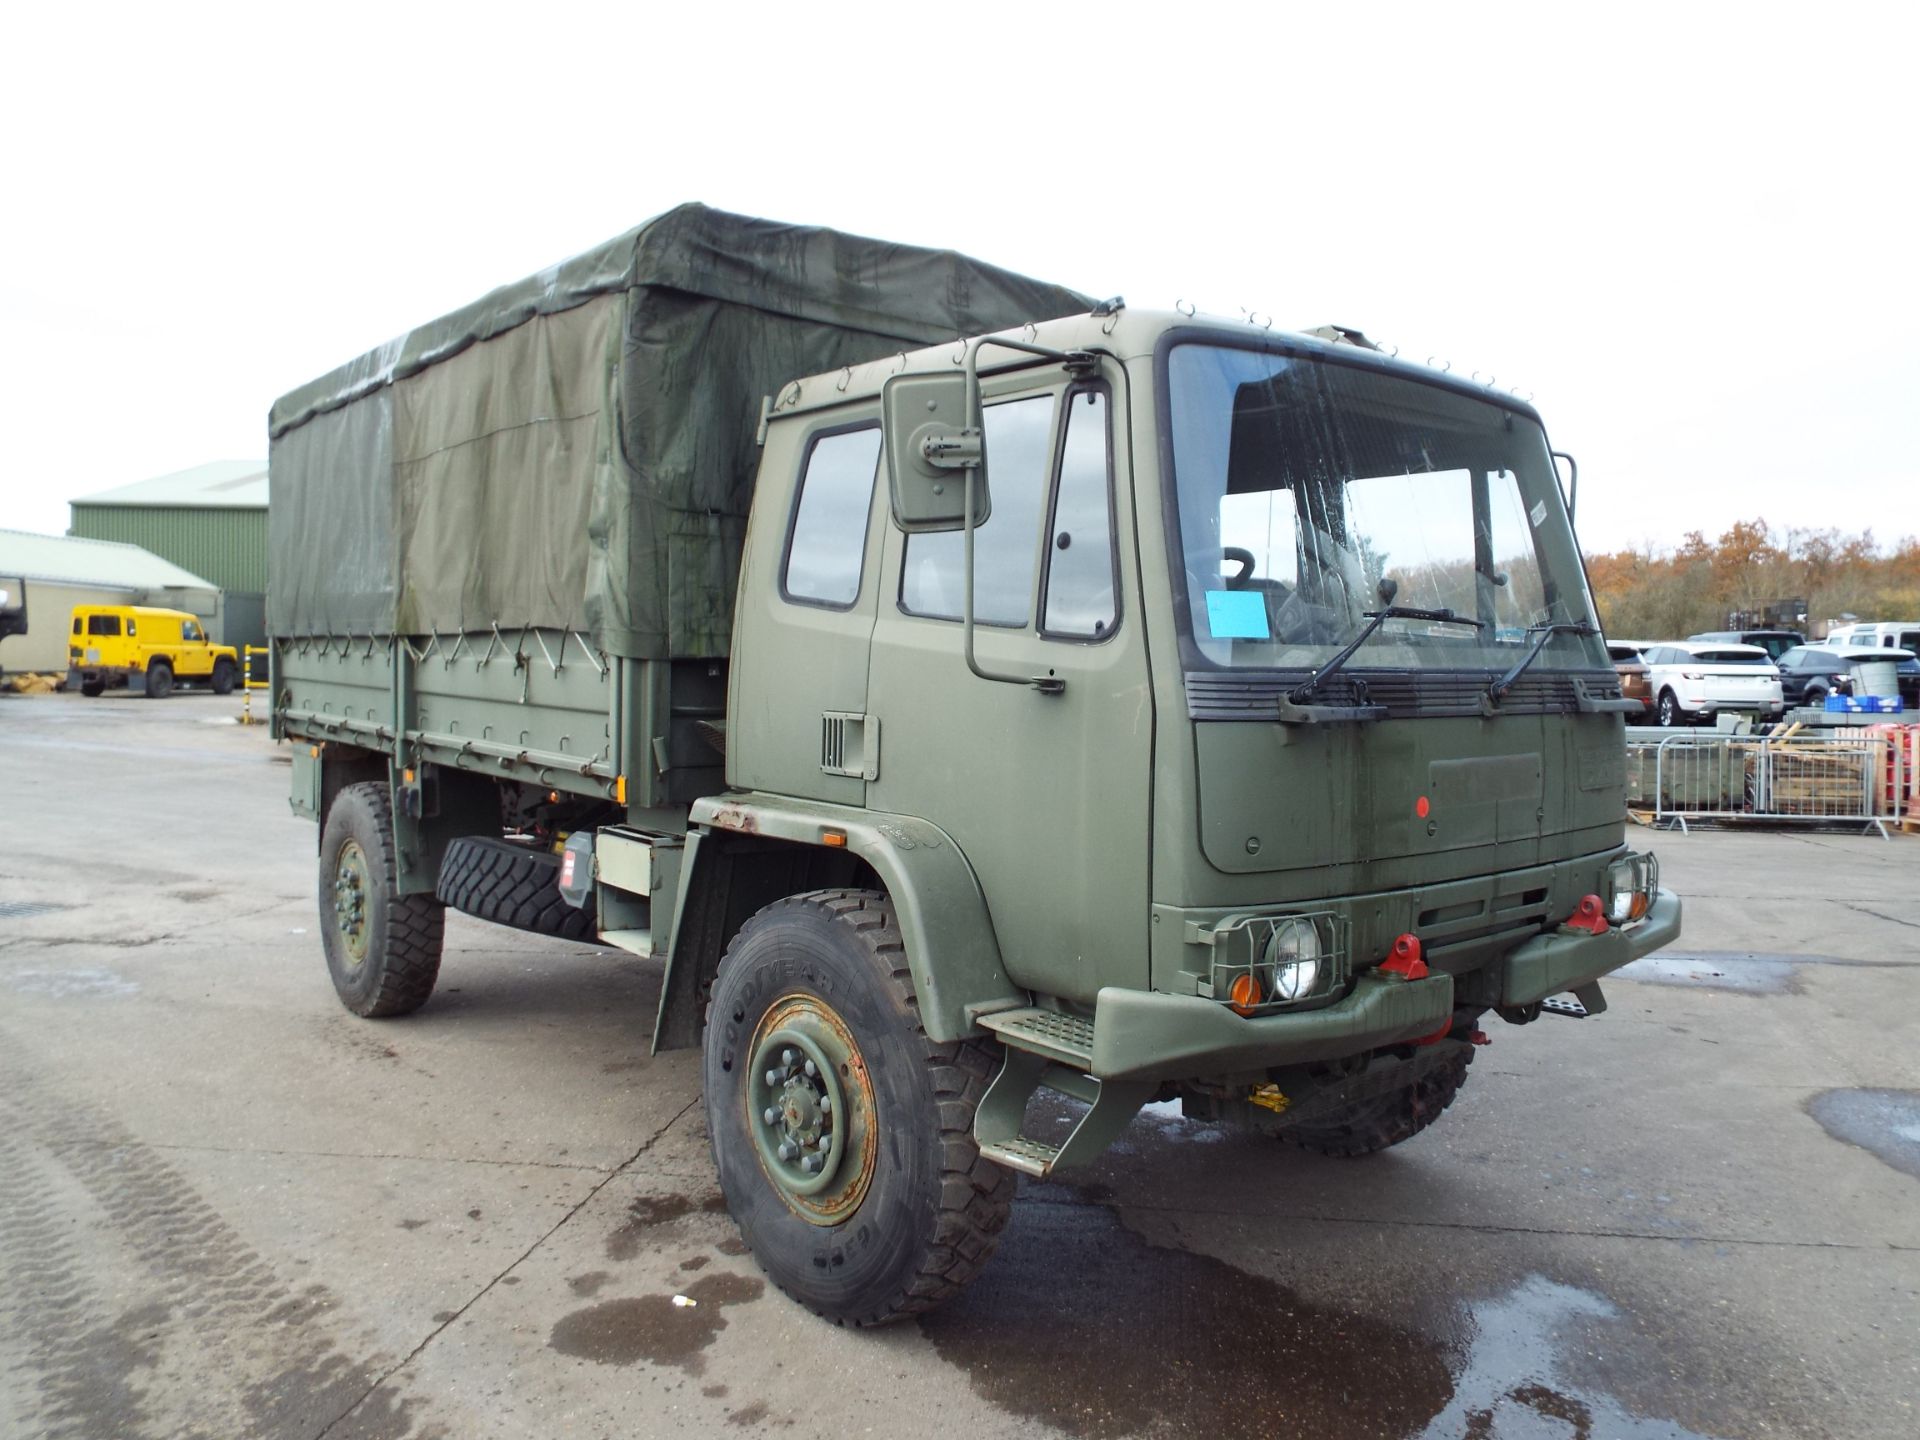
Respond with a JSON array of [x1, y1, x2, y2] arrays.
[[333, 840, 371, 967], [746, 995, 877, 1225]]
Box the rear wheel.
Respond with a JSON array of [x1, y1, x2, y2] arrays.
[[319, 782, 444, 1016], [210, 658, 237, 695], [145, 660, 174, 699], [702, 890, 1015, 1325], [1277, 1044, 1473, 1158], [80, 679, 104, 698]]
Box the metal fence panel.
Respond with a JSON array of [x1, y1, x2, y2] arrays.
[[1625, 730, 1906, 838]]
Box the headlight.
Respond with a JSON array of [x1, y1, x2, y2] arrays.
[[1606, 852, 1659, 925], [1264, 918, 1324, 1001]]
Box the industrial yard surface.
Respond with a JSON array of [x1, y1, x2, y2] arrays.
[[1, 689, 1915, 1440]]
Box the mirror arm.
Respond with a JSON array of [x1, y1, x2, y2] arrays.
[[958, 335, 1082, 696]]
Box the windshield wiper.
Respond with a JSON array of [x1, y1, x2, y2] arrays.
[[1277, 606, 1486, 724], [1482, 621, 1600, 711]]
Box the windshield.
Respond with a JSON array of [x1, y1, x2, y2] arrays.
[[1166, 343, 1602, 673]]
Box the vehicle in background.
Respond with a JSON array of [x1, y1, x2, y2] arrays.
[[1824, 622, 1920, 653], [0, 575, 25, 684], [1607, 640, 1654, 719], [67, 605, 238, 698], [1686, 629, 1805, 661], [1774, 645, 1920, 709], [1639, 641, 1784, 727]]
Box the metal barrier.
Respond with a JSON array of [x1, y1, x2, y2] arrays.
[[241, 645, 270, 725], [1625, 729, 1907, 838]]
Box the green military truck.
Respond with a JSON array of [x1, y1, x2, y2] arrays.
[[270, 204, 1680, 1325]]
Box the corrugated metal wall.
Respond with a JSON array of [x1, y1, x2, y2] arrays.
[[68, 507, 267, 593]]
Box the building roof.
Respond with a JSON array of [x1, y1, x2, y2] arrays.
[[70, 460, 268, 510], [0, 529, 218, 592]]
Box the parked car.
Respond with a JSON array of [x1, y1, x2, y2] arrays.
[[1607, 640, 1655, 720], [66, 605, 238, 698], [1774, 646, 1920, 709], [1687, 629, 1805, 661], [1823, 622, 1920, 653], [1639, 641, 1785, 727]]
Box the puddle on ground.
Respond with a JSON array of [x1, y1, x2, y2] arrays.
[[921, 1189, 1724, 1440], [548, 1272, 765, 1373], [1616, 951, 1803, 993], [1806, 1089, 1920, 1180], [606, 1190, 730, 1261]]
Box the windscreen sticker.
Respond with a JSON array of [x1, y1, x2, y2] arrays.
[[1530, 499, 1548, 528], [1206, 590, 1271, 640]]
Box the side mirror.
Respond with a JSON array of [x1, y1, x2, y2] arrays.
[[882, 370, 990, 533]]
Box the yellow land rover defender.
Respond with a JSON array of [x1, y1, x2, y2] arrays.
[[67, 605, 238, 699]]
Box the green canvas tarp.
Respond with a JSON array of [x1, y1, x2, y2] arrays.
[[267, 203, 1092, 657]]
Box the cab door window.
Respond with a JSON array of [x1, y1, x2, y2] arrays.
[[900, 393, 1055, 625]]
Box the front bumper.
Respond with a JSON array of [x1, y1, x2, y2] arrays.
[[1090, 888, 1682, 1083]]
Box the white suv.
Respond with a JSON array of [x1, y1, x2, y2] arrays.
[[1639, 641, 1785, 728]]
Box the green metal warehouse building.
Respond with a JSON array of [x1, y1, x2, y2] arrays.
[[68, 461, 268, 646]]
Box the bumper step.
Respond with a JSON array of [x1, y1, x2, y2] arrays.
[[979, 1007, 1095, 1069], [1541, 981, 1608, 1019]]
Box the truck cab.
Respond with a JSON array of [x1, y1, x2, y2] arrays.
[[68, 605, 238, 698], [725, 309, 1677, 1124]]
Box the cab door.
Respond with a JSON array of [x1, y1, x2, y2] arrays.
[[865, 368, 1152, 1008]]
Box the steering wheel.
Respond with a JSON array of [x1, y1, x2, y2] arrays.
[[1222, 546, 1257, 589]]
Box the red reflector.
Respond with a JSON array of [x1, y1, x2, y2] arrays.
[[1564, 894, 1608, 936], [1415, 795, 1430, 819], [1380, 933, 1428, 980], [1412, 1018, 1455, 1046], [560, 852, 576, 888], [1469, 1029, 1492, 1047]]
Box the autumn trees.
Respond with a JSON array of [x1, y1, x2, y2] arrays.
[[1585, 520, 1920, 640]]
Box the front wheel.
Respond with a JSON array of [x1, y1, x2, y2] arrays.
[[1656, 690, 1683, 727], [318, 782, 444, 1016], [210, 657, 237, 695], [702, 890, 1015, 1325]]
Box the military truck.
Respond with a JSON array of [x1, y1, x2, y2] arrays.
[[271, 204, 1680, 1325]]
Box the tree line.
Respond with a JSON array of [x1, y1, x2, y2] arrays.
[[1585, 519, 1920, 641]]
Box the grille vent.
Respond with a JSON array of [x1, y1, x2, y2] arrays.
[[820, 712, 879, 780]]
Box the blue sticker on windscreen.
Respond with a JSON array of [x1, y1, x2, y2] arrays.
[[1205, 590, 1270, 640]]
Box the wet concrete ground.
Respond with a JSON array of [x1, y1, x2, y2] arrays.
[[2, 689, 1917, 1438]]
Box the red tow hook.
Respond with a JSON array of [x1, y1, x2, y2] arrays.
[[1380, 932, 1428, 979], [1563, 894, 1609, 936]]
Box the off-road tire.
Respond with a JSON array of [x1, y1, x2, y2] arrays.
[[80, 679, 104, 697], [146, 660, 174, 699], [436, 835, 596, 942], [1277, 1044, 1473, 1158], [703, 889, 1016, 1326], [210, 658, 237, 695], [1656, 689, 1681, 728], [319, 782, 444, 1017]]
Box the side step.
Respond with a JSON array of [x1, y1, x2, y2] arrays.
[[974, 1008, 1151, 1178]]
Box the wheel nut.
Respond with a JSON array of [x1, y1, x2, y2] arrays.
[[765, 1070, 780, 1087], [819, 1095, 831, 1112], [782, 1048, 796, 1067], [778, 1141, 796, 1161], [804, 1059, 817, 1078], [763, 1107, 779, 1126], [801, 1156, 819, 1173]]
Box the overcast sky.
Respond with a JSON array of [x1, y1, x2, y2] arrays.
[[2, 3, 1913, 557]]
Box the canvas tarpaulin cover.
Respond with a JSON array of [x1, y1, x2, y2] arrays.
[[268, 203, 1092, 657]]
